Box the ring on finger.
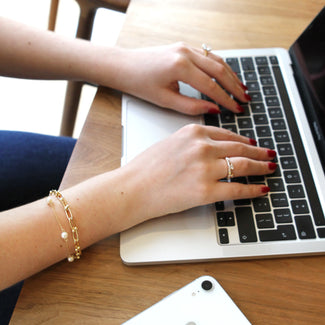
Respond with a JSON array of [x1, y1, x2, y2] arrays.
[[225, 157, 234, 181], [202, 43, 212, 57]]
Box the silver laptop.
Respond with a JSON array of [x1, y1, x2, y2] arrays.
[[120, 8, 325, 264]]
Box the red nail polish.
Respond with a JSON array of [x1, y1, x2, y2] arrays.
[[244, 93, 252, 101], [261, 186, 270, 194], [249, 138, 257, 146], [236, 104, 245, 113], [267, 150, 277, 158], [268, 162, 277, 170], [241, 83, 248, 91], [207, 108, 220, 114]]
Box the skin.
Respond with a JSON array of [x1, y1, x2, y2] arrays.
[[0, 17, 276, 290]]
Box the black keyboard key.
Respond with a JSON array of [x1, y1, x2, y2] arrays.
[[271, 119, 286, 130], [217, 212, 235, 227], [259, 225, 296, 241], [263, 86, 276, 96], [260, 76, 274, 85], [277, 143, 293, 155], [271, 193, 289, 207], [267, 178, 285, 192], [259, 138, 275, 149], [244, 71, 257, 81], [223, 125, 238, 133], [257, 66, 271, 75], [249, 92, 263, 102], [220, 110, 235, 123], [274, 208, 292, 223], [317, 228, 325, 238], [256, 213, 274, 229], [266, 96, 280, 107], [287, 185, 305, 198], [226, 58, 240, 74], [268, 107, 283, 118], [237, 118, 253, 129], [284, 170, 301, 183], [215, 201, 225, 211], [295, 215, 316, 239], [241, 57, 255, 71], [274, 131, 290, 142], [219, 228, 229, 244], [235, 207, 258, 242], [291, 200, 309, 214], [255, 56, 268, 66], [253, 197, 271, 212], [240, 129, 255, 139], [251, 103, 265, 113], [204, 114, 220, 127], [256, 125, 271, 137], [269, 56, 279, 65], [246, 81, 260, 91], [254, 114, 268, 125], [280, 156, 297, 169]]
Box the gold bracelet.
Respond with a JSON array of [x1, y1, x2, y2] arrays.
[[49, 190, 82, 261], [46, 196, 75, 262]]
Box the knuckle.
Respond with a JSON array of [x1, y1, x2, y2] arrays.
[[216, 64, 227, 78]]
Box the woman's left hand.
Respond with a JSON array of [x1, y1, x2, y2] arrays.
[[113, 42, 249, 116]]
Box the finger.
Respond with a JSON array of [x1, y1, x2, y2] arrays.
[[178, 60, 245, 113], [217, 157, 278, 180], [191, 48, 249, 103], [160, 89, 221, 115], [214, 141, 277, 161], [213, 182, 270, 202], [204, 126, 257, 146]]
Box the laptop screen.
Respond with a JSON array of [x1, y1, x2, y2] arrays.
[[289, 7, 325, 171]]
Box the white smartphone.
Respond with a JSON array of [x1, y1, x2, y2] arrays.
[[122, 275, 251, 325]]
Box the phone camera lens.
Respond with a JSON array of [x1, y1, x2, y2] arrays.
[[201, 280, 213, 291]]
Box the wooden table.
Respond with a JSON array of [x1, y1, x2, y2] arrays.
[[11, 0, 325, 324]]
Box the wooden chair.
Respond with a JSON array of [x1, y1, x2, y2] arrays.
[[48, 0, 130, 137]]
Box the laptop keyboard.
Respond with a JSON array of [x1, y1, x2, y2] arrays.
[[203, 55, 325, 245]]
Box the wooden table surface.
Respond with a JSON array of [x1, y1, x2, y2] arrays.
[[11, 0, 325, 324]]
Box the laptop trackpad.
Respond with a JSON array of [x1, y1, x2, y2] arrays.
[[122, 85, 202, 164]]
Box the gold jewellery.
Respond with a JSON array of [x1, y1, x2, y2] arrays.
[[47, 190, 81, 262], [225, 157, 234, 181], [202, 43, 212, 56]]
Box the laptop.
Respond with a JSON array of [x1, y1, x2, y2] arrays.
[[120, 7, 325, 264]]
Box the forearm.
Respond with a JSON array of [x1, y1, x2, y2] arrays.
[[0, 167, 141, 291], [0, 16, 123, 86]]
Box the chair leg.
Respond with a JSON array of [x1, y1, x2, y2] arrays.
[[59, 81, 83, 137], [59, 2, 97, 137], [48, 0, 60, 31]]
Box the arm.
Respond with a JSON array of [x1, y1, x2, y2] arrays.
[[0, 125, 276, 290], [0, 16, 248, 115]]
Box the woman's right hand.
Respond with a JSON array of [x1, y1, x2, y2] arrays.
[[118, 124, 276, 228]]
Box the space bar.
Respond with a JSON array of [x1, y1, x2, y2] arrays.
[[235, 207, 257, 243]]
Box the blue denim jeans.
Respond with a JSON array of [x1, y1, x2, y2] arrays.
[[0, 131, 76, 324]]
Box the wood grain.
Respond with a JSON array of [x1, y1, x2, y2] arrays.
[[11, 0, 325, 324]]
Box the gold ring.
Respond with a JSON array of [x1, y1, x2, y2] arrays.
[[225, 157, 234, 181], [202, 43, 212, 56]]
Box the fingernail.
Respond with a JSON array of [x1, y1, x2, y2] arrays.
[[236, 104, 245, 113], [244, 93, 252, 101], [268, 162, 277, 170], [241, 83, 248, 91], [207, 108, 220, 114], [267, 149, 277, 158], [261, 186, 270, 194], [249, 138, 257, 146]]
